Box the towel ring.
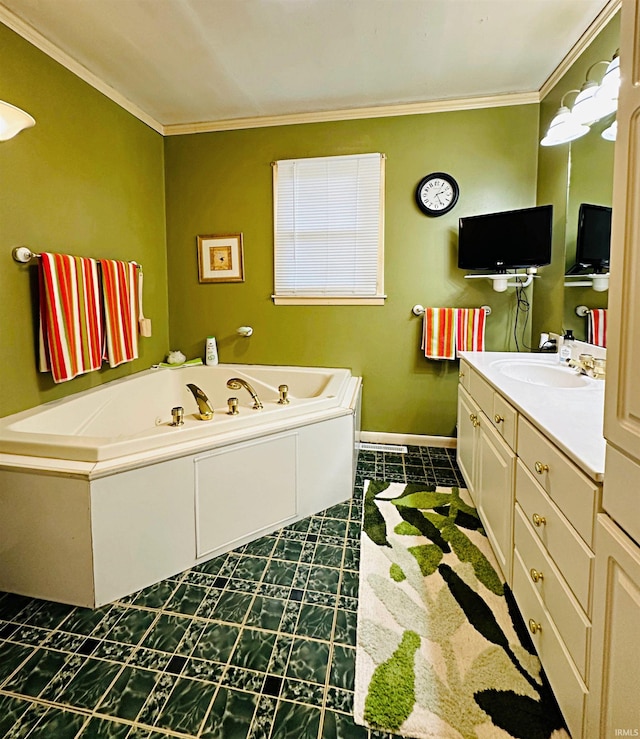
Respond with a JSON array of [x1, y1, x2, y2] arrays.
[[412, 304, 491, 316]]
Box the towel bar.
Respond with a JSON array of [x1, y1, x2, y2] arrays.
[[412, 304, 491, 317], [12, 246, 142, 270]]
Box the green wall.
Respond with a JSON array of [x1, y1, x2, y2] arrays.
[[0, 23, 169, 417], [0, 19, 548, 436], [532, 13, 619, 342], [165, 107, 539, 436]]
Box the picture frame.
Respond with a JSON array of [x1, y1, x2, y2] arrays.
[[197, 233, 244, 283]]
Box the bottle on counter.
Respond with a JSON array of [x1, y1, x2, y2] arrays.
[[559, 329, 574, 362], [205, 336, 219, 366]]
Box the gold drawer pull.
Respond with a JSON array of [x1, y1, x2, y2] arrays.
[[532, 513, 547, 528], [469, 413, 479, 428], [494, 414, 504, 424], [534, 461, 549, 474], [459, 371, 465, 379], [528, 619, 542, 635], [530, 568, 544, 583]]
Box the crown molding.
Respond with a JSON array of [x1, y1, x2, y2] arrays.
[[163, 92, 540, 136], [539, 0, 621, 99], [1, 0, 618, 136], [0, 6, 164, 134]]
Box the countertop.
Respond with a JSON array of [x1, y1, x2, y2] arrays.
[[459, 351, 606, 481]]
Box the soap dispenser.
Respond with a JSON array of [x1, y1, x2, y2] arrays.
[[559, 329, 574, 363]]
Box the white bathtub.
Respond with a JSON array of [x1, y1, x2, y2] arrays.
[[0, 363, 354, 463], [0, 363, 362, 607]]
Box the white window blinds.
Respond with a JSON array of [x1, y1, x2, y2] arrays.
[[273, 152, 385, 305]]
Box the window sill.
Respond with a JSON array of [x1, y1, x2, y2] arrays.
[[272, 295, 387, 306]]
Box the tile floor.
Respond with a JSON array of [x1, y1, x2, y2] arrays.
[[0, 446, 464, 739]]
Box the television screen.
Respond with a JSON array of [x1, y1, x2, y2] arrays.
[[457, 204, 553, 271], [575, 203, 611, 272]]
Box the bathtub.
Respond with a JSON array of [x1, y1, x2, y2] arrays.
[[0, 363, 362, 607], [0, 363, 355, 463]]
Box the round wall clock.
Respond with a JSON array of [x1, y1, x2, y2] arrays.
[[415, 172, 460, 216]]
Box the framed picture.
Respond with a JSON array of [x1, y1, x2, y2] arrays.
[[197, 233, 244, 283]]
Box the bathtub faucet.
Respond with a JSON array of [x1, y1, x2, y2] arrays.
[[226, 378, 263, 410], [186, 384, 214, 421]]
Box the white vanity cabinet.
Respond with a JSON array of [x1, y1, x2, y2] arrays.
[[456, 354, 604, 738], [513, 420, 598, 739], [457, 360, 516, 584]]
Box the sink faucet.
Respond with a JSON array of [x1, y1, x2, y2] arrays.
[[567, 354, 606, 380], [186, 383, 214, 420], [227, 378, 263, 409]]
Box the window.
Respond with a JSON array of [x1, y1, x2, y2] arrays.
[[272, 152, 385, 305]]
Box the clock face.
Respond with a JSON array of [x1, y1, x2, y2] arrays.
[[415, 172, 459, 216]]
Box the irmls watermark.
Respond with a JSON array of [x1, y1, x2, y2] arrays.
[[614, 730, 639, 736]]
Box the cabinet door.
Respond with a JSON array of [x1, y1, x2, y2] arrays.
[[477, 417, 515, 585], [603, 0, 640, 530], [586, 514, 640, 736], [457, 387, 479, 500]]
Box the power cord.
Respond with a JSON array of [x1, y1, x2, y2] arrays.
[[513, 278, 532, 351]]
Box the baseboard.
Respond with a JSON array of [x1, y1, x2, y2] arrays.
[[359, 431, 456, 449]]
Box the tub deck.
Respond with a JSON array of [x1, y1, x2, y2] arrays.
[[0, 363, 353, 464]]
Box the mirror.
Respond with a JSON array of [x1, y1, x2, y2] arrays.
[[562, 122, 614, 340], [533, 10, 619, 346]]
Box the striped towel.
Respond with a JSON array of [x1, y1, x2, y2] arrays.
[[100, 259, 139, 367], [456, 308, 486, 353], [422, 308, 457, 360], [39, 252, 103, 383], [587, 308, 607, 347]]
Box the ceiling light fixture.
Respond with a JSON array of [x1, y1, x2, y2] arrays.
[[540, 90, 589, 147], [0, 100, 35, 141]]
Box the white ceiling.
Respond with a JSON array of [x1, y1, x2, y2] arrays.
[[0, 0, 617, 134]]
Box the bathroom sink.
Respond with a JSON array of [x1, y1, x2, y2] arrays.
[[491, 360, 593, 388]]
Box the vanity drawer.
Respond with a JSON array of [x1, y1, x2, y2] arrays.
[[458, 360, 472, 393], [512, 549, 587, 739], [493, 393, 517, 449], [468, 369, 494, 419], [517, 417, 598, 546], [516, 460, 594, 613], [514, 504, 591, 679]]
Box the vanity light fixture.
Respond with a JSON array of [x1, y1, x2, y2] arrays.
[[595, 50, 620, 105], [572, 60, 617, 125], [0, 100, 35, 141], [541, 50, 620, 148], [602, 119, 617, 141], [540, 90, 589, 147]]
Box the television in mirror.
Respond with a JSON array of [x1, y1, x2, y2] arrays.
[[458, 204, 553, 272], [568, 203, 612, 274]]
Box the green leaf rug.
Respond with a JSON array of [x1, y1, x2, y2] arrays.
[[354, 480, 570, 739]]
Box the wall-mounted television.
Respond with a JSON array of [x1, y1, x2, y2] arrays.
[[574, 203, 612, 273], [457, 204, 553, 272]]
